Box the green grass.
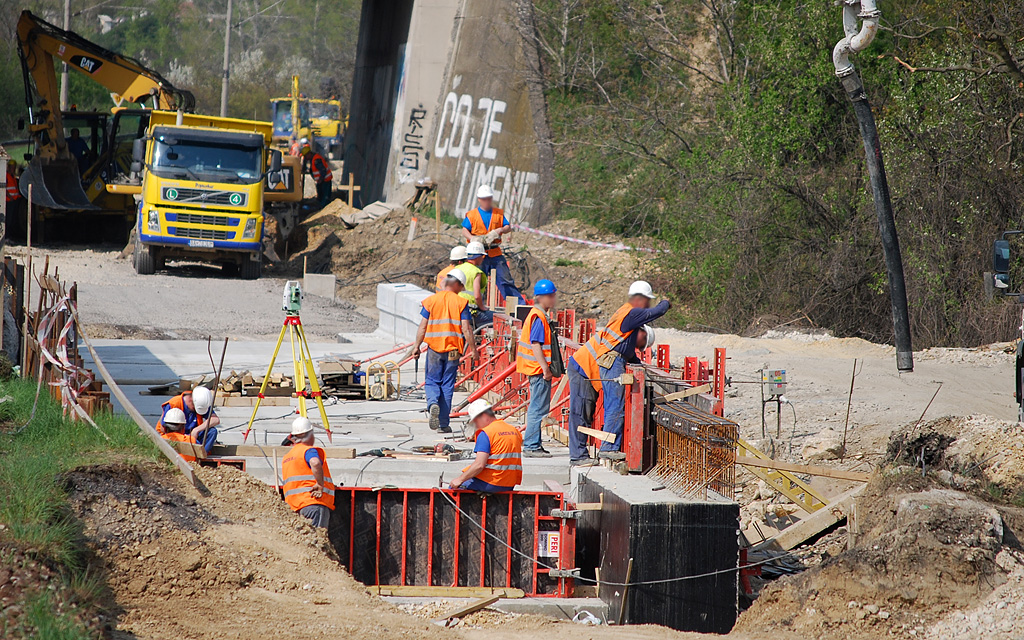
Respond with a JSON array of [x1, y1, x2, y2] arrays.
[[553, 258, 584, 267], [18, 592, 94, 640], [0, 377, 160, 638], [419, 203, 462, 228]]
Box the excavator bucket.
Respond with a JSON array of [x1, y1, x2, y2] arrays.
[[19, 158, 98, 211]]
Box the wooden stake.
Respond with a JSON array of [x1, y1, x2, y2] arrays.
[[434, 187, 441, 239], [617, 557, 634, 625], [841, 359, 857, 461]]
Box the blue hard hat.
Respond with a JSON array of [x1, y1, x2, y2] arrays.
[[533, 279, 557, 296]]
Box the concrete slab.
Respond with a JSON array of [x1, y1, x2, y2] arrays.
[[382, 596, 608, 623], [303, 273, 337, 300]]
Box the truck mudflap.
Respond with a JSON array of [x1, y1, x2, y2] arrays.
[[20, 158, 98, 210]]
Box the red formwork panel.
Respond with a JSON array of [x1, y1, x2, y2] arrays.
[[329, 487, 576, 597], [656, 344, 671, 370], [624, 364, 647, 473]]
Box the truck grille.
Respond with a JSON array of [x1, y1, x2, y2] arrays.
[[176, 213, 231, 227], [172, 227, 231, 240], [163, 187, 246, 207]]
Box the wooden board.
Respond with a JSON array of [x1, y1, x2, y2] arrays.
[[439, 596, 500, 621], [578, 425, 616, 443], [736, 456, 871, 482], [654, 384, 713, 404], [167, 439, 208, 460], [209, 444, 355, 459], [757, 484, 866, 551], [367, 586, 524, 598], [216, 395, 292, 407]]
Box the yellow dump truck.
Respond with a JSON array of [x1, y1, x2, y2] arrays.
[[128, 111, 286, 279]]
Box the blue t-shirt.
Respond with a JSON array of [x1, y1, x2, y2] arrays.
[[462, 208, 508, 231], [304, 448, 321, 468], [420, 305, 472, 322], [529, 316, 547, 343], [474, 430, 491, 454]]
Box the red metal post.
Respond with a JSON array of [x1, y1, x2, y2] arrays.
[[624, 365, 646, 472], [698, 359, 709, 383], [684, 356, 697, 384], [656, 344, 670, 371], [453, 361, 519, 412], [713, 347, 726, 417]]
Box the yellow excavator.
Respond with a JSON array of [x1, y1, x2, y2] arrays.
[[15, 10, 194, 212]]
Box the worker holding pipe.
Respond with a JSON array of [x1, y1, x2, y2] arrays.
[[516, 279, 559, 458], [436, 245, 468, 291], [457, 241, 493, 328], [156, 386, 219, 454], [568, 281, 669, 465], [447, 399, 523, 492], [281, 417, 335, 528], [408, 269, 478, 433], [461, 184, 524, 303]]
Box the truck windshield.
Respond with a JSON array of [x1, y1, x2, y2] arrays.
[[151, 136, 263, 184]]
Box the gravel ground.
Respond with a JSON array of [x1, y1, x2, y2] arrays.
[[6, 245, 377, 341]]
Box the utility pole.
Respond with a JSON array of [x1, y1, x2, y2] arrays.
[[59, 0, 71, 110], [219, 0, 233, 117]]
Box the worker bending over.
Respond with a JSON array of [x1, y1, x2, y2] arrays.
[[448, 400, 523, 492], [436, 245, 467, 291], [516, 279, 558, 457], [301, 143, 333, 208], [159, 408, 206, 462], [281, 417, 335, 528], [156, 386, 219, 454], [568, 281, 669, 465], [461, 184, 524, 303], [456, 241, 492, 328], [409, 269, 477, 433]]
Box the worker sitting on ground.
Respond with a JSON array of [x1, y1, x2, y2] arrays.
[[156, 386, 219, 454], [448, 400, 523, 492], [460, 184, 524, 303], [301, 143, 333, 208], [516, 279, 558, 458], [407, 269, 478, 433], [568, 281, 670, 466], [456, 241, 493, 328], [281, 417, 335, 528], [436, 245, 468, 291], [159, 408, 202, 462]]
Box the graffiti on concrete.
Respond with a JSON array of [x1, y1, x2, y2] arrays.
[[399, 105, 428, 171], [433, 90, 539, 221]]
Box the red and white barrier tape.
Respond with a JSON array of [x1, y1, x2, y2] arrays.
[[511, 224, 665, 253]]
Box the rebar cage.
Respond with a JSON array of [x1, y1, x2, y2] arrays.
[[649, 402, 737, 500]]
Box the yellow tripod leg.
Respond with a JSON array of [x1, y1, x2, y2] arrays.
[[244, 320, 290, 441], [295, 320, 331, 438], [288, 321, 307, 418]]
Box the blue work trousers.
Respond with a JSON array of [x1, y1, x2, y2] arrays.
[[568, 356, 626, 459], [482, 255, 524, 304], [598, 356, 626, 452], [524, 374, 551, 451], [425, 348, 460, 430], [191, 426, 219, 454]]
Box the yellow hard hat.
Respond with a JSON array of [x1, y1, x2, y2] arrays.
[[300, 145, 311, 155]]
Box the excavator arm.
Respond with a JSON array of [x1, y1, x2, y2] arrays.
[[16, 10, 195, 209]]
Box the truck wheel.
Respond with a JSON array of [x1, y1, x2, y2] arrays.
[[240, 258, 261, 280], [134, 241, 155, 275]]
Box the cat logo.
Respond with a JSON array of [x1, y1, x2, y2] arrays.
[[69, 55, 103, 74]]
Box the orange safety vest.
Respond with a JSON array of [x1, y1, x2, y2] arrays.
[[5, 170, 19, 202], [422, 290, 468, 353], [464, 207, 505, 257], [516, 307, 552, 377], [436, 264, 456, 291], [571, 303, 634, 391], [309, 153, 333, 182], [281, 443, 336, 512], [162, 431, 198, 462], [470, 419, 523, 488], [156, 393, 205, 435]]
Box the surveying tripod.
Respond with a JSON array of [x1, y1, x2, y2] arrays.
[[243, 313, 331, 442]]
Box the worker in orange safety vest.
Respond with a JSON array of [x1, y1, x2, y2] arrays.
[[159, 407, 203, 462], [281, 417, 335, 528], [516, 278, 558, 458], [460, 184, 524, 303], [5, 162, 20, 203], [301, 144, 333, 208], [436, 245, 468, 291], [568, 280, 669, 466], [448, 399, 523, 492], [156, 386, 219, 454]]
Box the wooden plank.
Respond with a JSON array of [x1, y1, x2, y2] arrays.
[[439, 596, 500, 622], [210, 444, 356, 459], [757, 484, 866, 551], [654, 384, 712, 404], [167, 439, 208, 460], [216, 395, 292, 407], [367, 586, 524, 598], [577, 425, 616, 443], [736, 456, 871, 482]]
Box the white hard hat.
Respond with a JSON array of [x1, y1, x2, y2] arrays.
[[291, 416, 313, 436], [450, 246, 468, 261], [628, 280, 656, 299], [446, 268, 467, 286], [466, 241, 486, 257], [466, 399, 492, 424], [476, 184, 494, 199], [641, 324, 655, 349], [191, 386, 213, 415], [300, 137, 308, 144], [163, 407, 187, 426]]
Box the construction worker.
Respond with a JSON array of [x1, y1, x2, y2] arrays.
[[159, 407, 203, 462], [448, 399, 523, 492], [460, 184, 524, 303], [516, 279, 558, 457], [65, 128, 90, 174], [301, 144, 333, 208], [408, 268, 477, 433], [436, 245, 468, 291], [456, 241, 492, 328], [568, 281, 670, 465], [5, 161, 20, 203], [281, 417, 335, 528], [289, 137, 301, 157], [156, 386, 219, 454]]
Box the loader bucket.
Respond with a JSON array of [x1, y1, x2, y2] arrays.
[[19, 158, 98, 211]]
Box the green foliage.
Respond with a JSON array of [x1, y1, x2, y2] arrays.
[[18, 592, 94, 640], [553, 258, 583, 267]]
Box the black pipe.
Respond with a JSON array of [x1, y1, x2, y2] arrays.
[[840, 71, 914, 372]]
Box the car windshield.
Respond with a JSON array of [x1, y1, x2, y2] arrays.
[[271, 101, 292, 136], [151, 135, 262, 184]]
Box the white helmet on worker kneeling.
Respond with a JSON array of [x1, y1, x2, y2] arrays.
[[628, 280, 656, 299], [163, 407, 187, 430], [192, 386, 213, 415], [450, 246, 468, 261], [466, 399, 493, 425], [291, 416, 314, 436]]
